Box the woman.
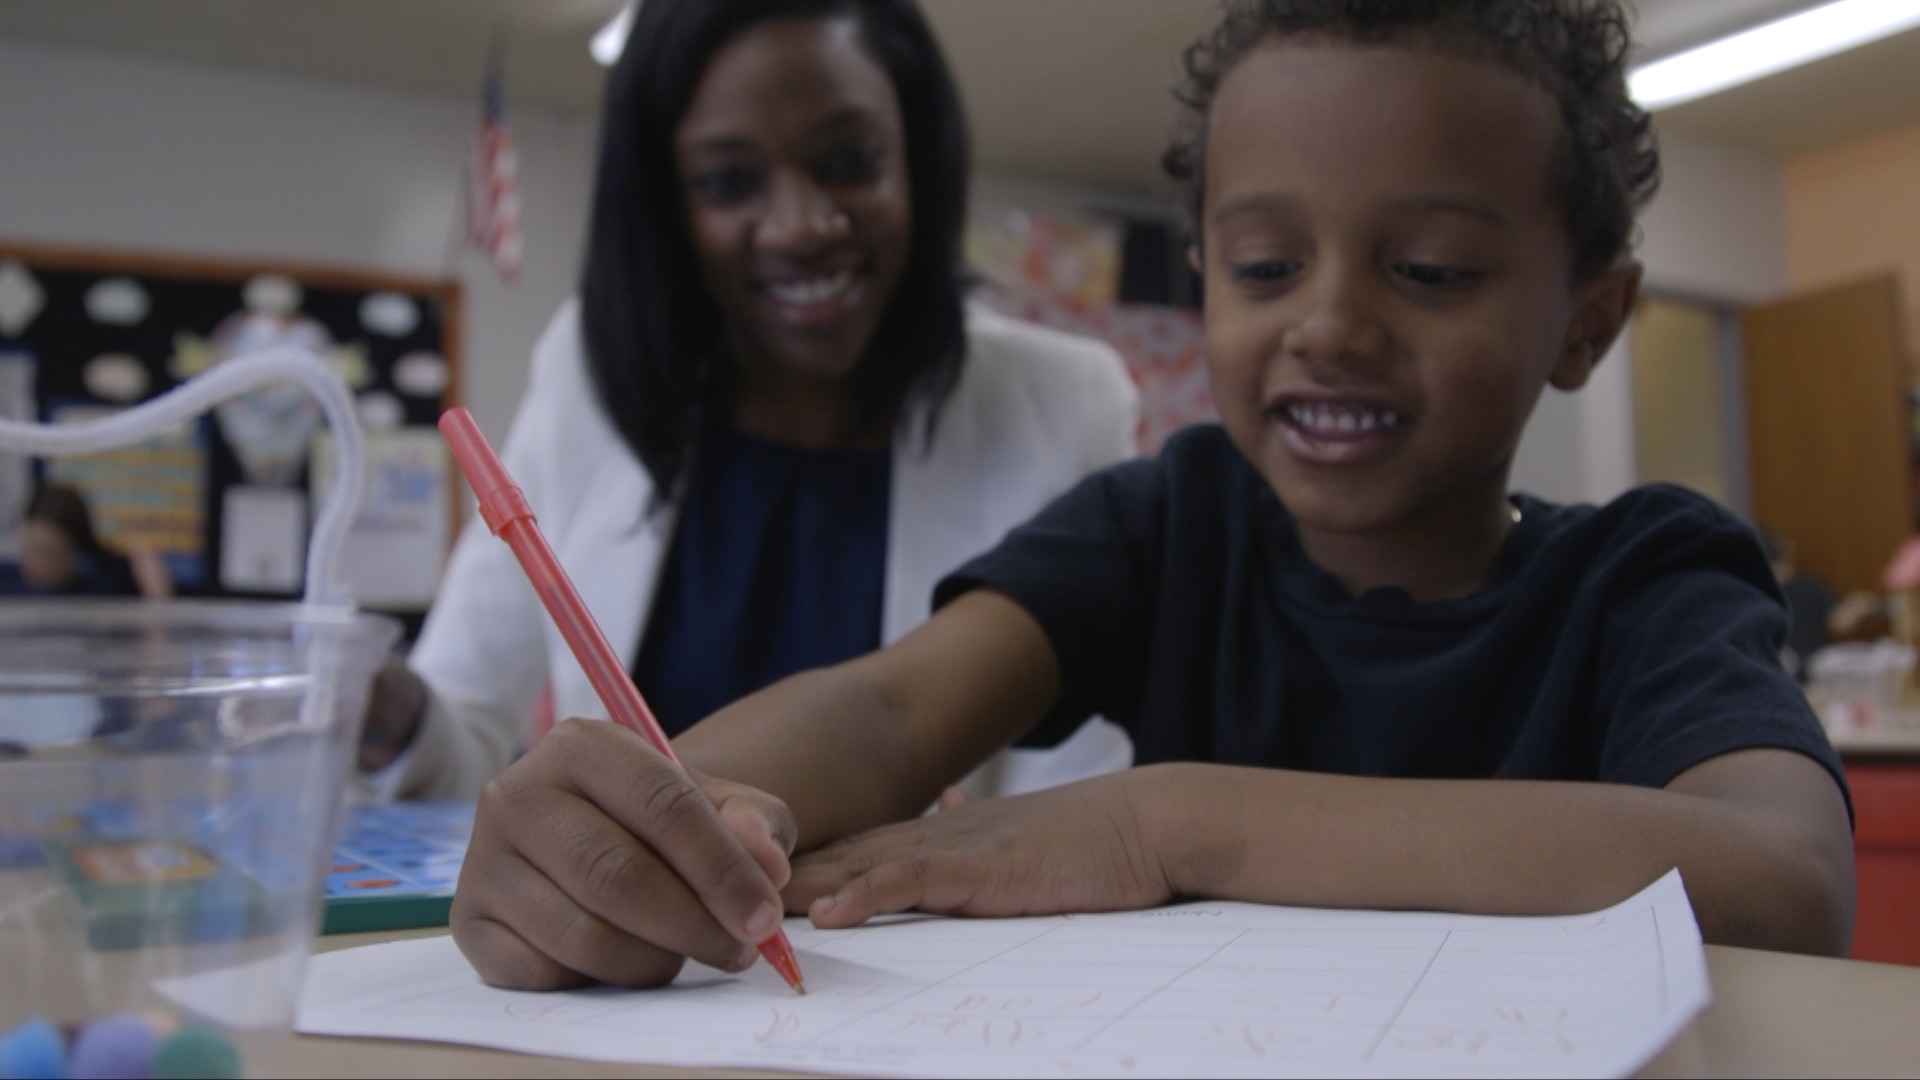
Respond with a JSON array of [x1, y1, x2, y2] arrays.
[[360, 0, 1138, 799]]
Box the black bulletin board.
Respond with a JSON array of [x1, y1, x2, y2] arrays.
[[0, 242, 461, 623]]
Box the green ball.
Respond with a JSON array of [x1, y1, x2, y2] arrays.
[[151, 1028, 243, 1080]]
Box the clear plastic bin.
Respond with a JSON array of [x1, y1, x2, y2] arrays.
[[0, 599, 397, 1078], [1807, 639, 1918, 734]]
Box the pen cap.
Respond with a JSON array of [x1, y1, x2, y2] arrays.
[[439, 408, 533, 536]]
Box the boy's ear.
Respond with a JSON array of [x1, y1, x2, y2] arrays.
[[1549, 260, 1643, 391], [1187, 242, 1204, 276]]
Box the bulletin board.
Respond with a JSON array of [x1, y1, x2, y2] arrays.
[[0, 241, 461, 613]]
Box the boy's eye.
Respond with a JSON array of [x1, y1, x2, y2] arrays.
[[816, 142, 886, 185], [1396, 263, 1483, 290], [690, 166, 763, 205], [1229, 259, 1302, 286]]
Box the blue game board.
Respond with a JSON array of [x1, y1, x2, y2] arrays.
[[322, 801, 474, 934]]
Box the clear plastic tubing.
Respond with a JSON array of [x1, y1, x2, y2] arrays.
[[0, 347, 365, 610]]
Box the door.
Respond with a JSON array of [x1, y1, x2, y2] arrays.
[[1632, 295, 1743, 511], [1743, 275, 1912, 595]]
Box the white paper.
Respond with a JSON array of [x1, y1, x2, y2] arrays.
[[296, 870, 1710, 1079], [219, 484, 305, 593], [309, 429, 450, 609]]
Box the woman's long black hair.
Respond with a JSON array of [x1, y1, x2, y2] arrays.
[[580, 0, 971, 497]]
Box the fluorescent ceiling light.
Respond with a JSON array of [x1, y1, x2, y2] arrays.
[[591, 3, 635, 67], [1630, 0, 1920, 109]]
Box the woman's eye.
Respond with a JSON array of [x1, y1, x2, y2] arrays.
[[1397, 263, 1483, 289], [817, 143, 885, 185], [691, 166, 762, 205]]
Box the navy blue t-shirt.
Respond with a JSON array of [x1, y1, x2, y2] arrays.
[[632, 425, 890, 736], [936, 425, 1847, 802]]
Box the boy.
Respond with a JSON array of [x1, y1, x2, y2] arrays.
[[452, 0, 1854, 991]]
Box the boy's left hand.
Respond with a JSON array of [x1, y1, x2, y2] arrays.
[[787, 772, 1174, 928]]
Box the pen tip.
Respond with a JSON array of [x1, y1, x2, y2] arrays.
[[792, 980, 807, 996]]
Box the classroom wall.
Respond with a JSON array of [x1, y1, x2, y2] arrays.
[[0, 38, 1798, 514], [1784, 120, 1920, 367], [1510, 127, 1794, 506], [0, 38, 597, 446]]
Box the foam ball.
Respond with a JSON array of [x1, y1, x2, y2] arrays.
[[0, 1018, 68, 1079], [70, 1016, 159, 1079], [150, 1028, 241, 1080]]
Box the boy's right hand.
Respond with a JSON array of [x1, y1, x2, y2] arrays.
[[450, 718, 797, 990]]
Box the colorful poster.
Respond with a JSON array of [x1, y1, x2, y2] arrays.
[[975, 285, 1214, 456], [966, 210, 1123, 309], [310, 428, 451, 610], [43, 404, 207, 586]]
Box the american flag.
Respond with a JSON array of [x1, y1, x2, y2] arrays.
[[467, 49, 523, 282]]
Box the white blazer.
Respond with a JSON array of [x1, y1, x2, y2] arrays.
[[397, 299, 1140, 799]]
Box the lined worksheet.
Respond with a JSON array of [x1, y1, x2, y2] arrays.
[[296, 870, 1709, 1079]]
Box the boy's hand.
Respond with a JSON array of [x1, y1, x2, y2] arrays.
[[788, 773, 1174, 927], [450, 718, 797, 990]]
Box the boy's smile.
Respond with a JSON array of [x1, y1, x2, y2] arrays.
[[1199, 39, 1637, 601]]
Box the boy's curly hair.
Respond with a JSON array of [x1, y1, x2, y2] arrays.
[[1164, 0, 1661, 279]]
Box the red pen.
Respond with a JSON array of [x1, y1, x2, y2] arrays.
[[439, 407, 806, 995]]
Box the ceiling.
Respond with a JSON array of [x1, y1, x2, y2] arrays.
[[2, 0, 1917, 193]]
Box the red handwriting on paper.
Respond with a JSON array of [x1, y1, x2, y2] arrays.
[[824, 983, 891, 1007], [887, 1015, 1038, 1047], [1491, 1003, 1571, 1026], [1500, 1032, 1578, 1055], [1394, 1029, 1491, 1054], [945, 990, 1104, 1014], [1205, 1021, 1310, 1057], [756, 1009, 803, 1044]]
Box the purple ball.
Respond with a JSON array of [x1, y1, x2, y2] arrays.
[[70, 1017, 159, 1080]]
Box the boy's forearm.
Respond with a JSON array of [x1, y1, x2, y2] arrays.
[[1130, 759, 1854, 956], [675, 665, 948, 850]]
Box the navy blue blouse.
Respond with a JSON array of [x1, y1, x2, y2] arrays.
[[631, 424, 891, 736]]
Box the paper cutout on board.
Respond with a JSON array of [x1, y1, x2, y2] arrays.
[[171, 313, 331, 485], [355, 391, 405, 432], [84, 277, 149, 327], [359, 291, 420, 338], [391, 352, 448, 398], [0, 261, 44, 339], [83, 353, 150, 402], [242, 274, 302, 317], [298, 870, 1711, 1080]]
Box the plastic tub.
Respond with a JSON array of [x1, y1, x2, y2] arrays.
[[0, 599, 398, 1078]]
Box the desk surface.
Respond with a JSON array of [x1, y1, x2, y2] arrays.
[[1830, 724, 1920, 759], [288, 929, 1920, 1079]]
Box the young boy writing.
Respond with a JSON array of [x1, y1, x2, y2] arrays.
[[451, 0, 1854, 991]]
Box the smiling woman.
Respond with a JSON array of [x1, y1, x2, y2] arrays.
[[357, 0, 1142, 804]]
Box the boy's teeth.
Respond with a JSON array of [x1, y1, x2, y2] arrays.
[[768, 270, 853, 307], [1284, 402, 1402, 436]]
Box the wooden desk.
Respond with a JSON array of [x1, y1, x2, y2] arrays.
[[288, 929, 1920, 1079]]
